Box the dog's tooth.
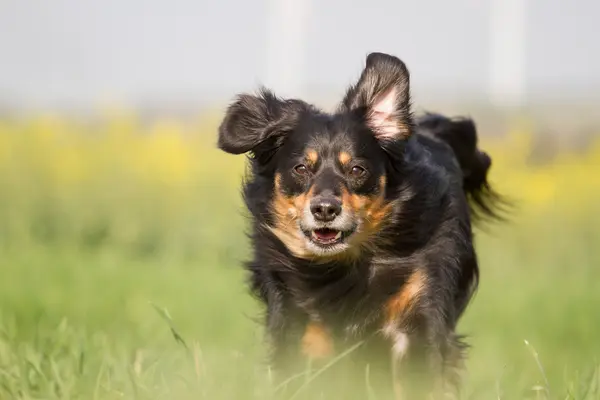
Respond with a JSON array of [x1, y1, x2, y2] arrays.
[[334, 231, 342, 240]]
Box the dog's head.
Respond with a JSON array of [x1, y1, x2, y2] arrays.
[[218, 53, 412, 260]]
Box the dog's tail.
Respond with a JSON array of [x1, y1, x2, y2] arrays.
[[416, 112, 509, 222]]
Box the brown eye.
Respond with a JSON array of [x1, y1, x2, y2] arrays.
[[294, 164, 309, 175], [350, 165, 366, 177]]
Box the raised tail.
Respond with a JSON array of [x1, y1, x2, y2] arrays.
[[416, 112, 509, 222]]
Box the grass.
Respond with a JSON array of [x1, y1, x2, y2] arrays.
[[0, 113, 599, 399]]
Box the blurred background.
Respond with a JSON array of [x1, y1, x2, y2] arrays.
[[0, 1, 599, 399]]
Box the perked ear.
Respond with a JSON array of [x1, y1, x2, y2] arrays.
[[340, 52, 413, 141], [218, 88, 307, 157]]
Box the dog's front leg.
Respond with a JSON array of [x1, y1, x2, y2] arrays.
[[381, 267, 449, 399], [383, 325, 448, 399]]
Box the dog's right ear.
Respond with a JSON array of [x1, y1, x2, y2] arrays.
[[218, 88, 306, 158], [340, 52, 413, 143]]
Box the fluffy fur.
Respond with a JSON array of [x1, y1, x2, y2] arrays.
[[217, 52, 504, 399]]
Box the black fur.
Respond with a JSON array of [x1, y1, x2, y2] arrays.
[[217, 52, 503, 399], [416, 112, 510, 222]]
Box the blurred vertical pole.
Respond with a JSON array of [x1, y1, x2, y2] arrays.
[[265, 0, 310, 98], [488, 0, 527, 107]]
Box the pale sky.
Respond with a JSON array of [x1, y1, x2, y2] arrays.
[[0, 0, 598, 110]]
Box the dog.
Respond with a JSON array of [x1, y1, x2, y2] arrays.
[[217, 52, 504, 399]]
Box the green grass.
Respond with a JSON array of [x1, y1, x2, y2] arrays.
[[2, 208, 599, 399], [1, 124, 600, 399]]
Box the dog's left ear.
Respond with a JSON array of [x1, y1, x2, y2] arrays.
[[218, 88, 309, 164], [340, 52, 413, 142]]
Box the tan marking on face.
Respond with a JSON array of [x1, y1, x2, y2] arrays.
[[338, 151, 351, 165], [385, 269, 427, 323], [302, 321, 334, 360], [268, 173, 313, 258], [306, 149, 318, 165], [341, 175, 393, 251]]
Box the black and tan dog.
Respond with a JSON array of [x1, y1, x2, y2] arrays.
[[217, 52, 504, 399]]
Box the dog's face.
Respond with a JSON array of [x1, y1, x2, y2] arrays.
[[270, 114, 393, 258], [218, 53, 413, 260]]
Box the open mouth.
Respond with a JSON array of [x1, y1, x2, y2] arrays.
[[306, 228, 346, 246]]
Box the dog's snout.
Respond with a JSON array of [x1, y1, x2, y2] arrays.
[[310, 197, 342, 222]]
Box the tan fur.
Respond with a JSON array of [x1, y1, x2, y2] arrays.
[[268, 174, 313, 258], [385, 269, 426, 322], [343, 176, 394, 250], [269, 174, 394, 261], [302, 321, 334, 360], [398, 121, 412, 140], [384, 268, 427, 400], [338, 151, 351, 165], [306, 149, 318, 165]]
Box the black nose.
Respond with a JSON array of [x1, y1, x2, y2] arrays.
[[310, 197, 342, 222]]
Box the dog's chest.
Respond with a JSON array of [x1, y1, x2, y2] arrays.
[[289, 263, 407, 337]]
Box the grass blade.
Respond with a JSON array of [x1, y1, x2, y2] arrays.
[[287, 340, 364, 400]]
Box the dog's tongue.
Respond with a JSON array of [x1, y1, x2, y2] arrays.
[[314, 228, 338, 241]]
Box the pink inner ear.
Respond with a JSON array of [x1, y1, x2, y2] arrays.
[[369, 88, 400, 139]]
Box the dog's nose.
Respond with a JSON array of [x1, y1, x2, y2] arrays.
[[310, 197, 342, 222]]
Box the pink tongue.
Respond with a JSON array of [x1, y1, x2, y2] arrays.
[[315, 229, 337, 240]]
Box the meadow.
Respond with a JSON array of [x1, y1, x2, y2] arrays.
[[0, 112, 599, 399]]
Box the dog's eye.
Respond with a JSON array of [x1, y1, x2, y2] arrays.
[[294, 164, 309, 176], [350, 165, 366, 177]]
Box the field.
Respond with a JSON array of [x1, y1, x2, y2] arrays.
[[0, 113, 599, 399]]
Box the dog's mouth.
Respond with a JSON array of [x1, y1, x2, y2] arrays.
[[311, 228, 342, 244], [304, 228, 353, 247]]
